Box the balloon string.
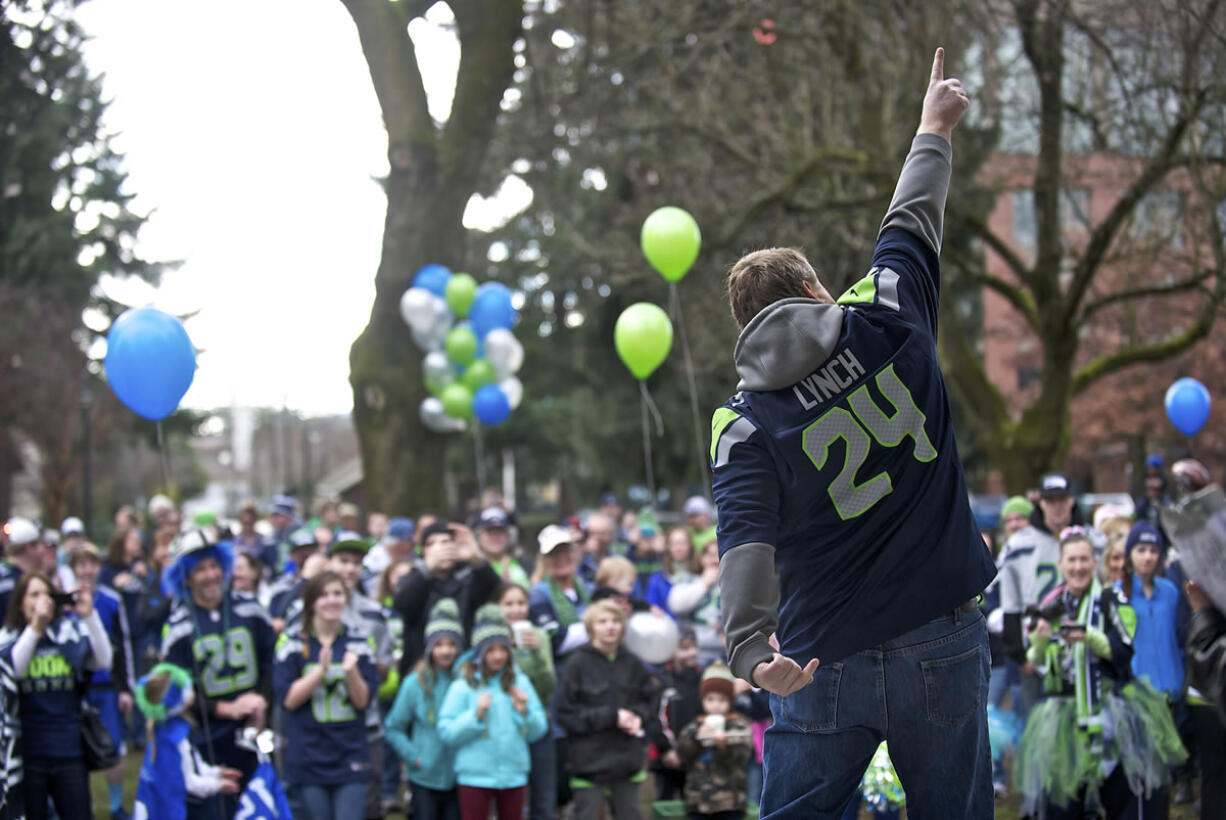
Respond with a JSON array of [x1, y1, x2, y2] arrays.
[[670, 283, 711, 499], [640, 381, 659, 505], [640, 379, 664, 437], [473, 421, 487, 492], [155, 421, 171, 493]]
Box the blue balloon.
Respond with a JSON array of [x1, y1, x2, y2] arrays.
[[469, 282, 517, 339], [472, 384, 511, 425], [1165, 377, 1211, 436], [104, 307, 196, 421], [412, 264, 452, 298]]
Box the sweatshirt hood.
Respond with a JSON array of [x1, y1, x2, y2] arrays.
[[733, 298, 844, 391]]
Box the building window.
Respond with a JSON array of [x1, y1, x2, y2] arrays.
[[1130, 189, 1185, 249], [1012, 190, 1036, 247]]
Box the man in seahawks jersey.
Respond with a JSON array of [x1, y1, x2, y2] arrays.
[[711, 50, 995, 819], [162, 531, 276, 820]]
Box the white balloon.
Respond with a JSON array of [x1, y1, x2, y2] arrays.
[[411, 325, 441, 352], [499, 376, 523, 410], [430, 296, 454, 335], [400, 288, 436, 333], [420, 396, 466, 433], [623, 612, 680, 664], [484, 328, 524, 377], [423, 351, 456, 392]]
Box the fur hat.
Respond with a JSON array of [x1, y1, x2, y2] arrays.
[[700, 662, 736, 702], [425, 598, 466, 658], [470, 602, 512, 665]]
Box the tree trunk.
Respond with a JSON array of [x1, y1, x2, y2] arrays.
[[344, 0, 522, 515]]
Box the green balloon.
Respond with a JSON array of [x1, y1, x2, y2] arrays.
[[440, 383, 473, 419], [461, 358, 497, 391], [445, 272, 478, 317], [614, 302, 673, 380], [641, 206, 701, 282], [445, 325, 478, 366]]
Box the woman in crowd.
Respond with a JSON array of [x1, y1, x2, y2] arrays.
[[274, 571, 379, 820], [385, 598, 465, 820], [100, 526, 147, 648], [668, 541, 725, 667], [497, 583, 557, 820], [556, 599, 659, 820], [0, 571, 113, 820], [645, 528, 698, 620], [230, 551, 268, 604], [1013, 529, 1184, 819], [438, 604, 548, 820]]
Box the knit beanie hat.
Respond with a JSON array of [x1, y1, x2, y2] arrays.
[[470, 603, 512, 666], [1125, 520, 1168, 561], [1001, 495, 1034, 520], [699, 661, 736, 702], [425, 598, 466, 658]]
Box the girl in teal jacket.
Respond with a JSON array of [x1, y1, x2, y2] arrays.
[[385, 598, 465, 820], [438, 603, 548, 820]]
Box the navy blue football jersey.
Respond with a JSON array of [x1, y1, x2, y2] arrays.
[[712, 228, 997, 666]]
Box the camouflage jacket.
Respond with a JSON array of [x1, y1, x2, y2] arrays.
[[676, 713, 752, 814]]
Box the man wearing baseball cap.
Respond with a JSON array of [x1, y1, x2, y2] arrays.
[[0, 517, 47, 615], [998, 473, 1084, 714], [683, 496, 717, 552], [476, 506, 529, 587]]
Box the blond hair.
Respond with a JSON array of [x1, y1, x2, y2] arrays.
[[727, 247, 819, 329], [582, 599, 627, 640], [594, 556, 637, 590]]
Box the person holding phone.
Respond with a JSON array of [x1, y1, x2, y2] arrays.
[[1013, 528, 1185, 819], [394, 522, 500, 676], [0, 570, 112, 820]]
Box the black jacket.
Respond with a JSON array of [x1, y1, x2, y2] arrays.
[[556, 643, 660, 782], [393, 560, 500, 675], [650, 663, 701, 762], [1187, 606, 1226, 718]]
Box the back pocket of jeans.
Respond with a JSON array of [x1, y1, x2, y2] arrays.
[[779, 662, 842, 732], [920, 646, 982, 727]]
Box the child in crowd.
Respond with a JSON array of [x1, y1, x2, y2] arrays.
[[645, 528, 698, 620], [273, 571, 380, 820], [676, 663, 752, 820], [557, 599, 660, 820], [386, 599, 465, 820], [133, 663, 241, 820], [593, 556, 646, 616], [651, 628, 702, 800], [439, 603, 548, 820], [667, 541, 724, 666], [496, 582, 557, 820]]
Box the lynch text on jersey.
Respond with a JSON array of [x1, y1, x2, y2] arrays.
[[792, 348, 867, 410]]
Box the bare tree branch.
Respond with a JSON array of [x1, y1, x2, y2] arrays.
[[340, 0, 433, 147], [1080, 269, 1216, 319], [949, 209, 1035, 287]]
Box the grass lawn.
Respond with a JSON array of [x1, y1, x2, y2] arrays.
[[89, 751, 1202, 819]]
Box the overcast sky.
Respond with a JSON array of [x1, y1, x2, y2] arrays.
[[74, 0, 507, 417]]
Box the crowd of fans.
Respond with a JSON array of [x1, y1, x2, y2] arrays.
[[0, 456, 1223, 820]]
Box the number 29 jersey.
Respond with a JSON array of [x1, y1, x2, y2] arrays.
[[162, 590, 276, 747], [712, 228, 997, 667]]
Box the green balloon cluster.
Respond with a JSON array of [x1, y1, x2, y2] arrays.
[[615, 303, 673, 380]]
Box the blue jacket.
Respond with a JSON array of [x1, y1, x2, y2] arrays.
[[644, 571, 677, 619], [1127, 575, 1185, 696], [385, 666, 458, 791], [438, 668, 547, 789]]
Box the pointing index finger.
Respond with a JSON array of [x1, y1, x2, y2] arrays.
[[931, 47, 944, 84]]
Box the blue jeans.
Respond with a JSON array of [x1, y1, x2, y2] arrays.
[[761, 609, 992, 820], [288, 781, 369, 820], [528, 733, 557, 820], [409, 782, 460, 820]]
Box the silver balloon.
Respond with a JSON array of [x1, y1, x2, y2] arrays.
[[430, 296, 454, 336], [423, 351, 456, 393], [499, 376, 523, 410], [412, 325, 442, 352], [484, 328, 524, 377], [399, 287, 436, 333], [623, 612, 680, 664], [420, 396, 466, 433]]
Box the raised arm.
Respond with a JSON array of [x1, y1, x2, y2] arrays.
[[878, 47, 969, 255]]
